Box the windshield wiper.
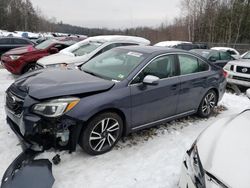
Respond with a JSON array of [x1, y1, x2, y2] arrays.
[[83, 70, 98, 76]]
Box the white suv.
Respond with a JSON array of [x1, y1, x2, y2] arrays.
[[36, 35, 150, 68], [224, 51, 250, 87]]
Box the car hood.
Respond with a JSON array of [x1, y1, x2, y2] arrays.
[[37, 52, 90, 66], [197, 110, 250, 187], [5, 45, 36, 55], [227, 59, 250, 67], [14, 68, 115, 100]]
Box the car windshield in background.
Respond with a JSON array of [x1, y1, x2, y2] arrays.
[[242, 52, 250, 59], [35, 39, 55, 50], [72, 42, 103, 56], [191, 50, 210, 58], [81, 49, 146, 81]]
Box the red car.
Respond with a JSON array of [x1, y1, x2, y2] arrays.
[[1, 39, 76, 74]]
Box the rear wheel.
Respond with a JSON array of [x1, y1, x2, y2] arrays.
[[198, 90, 217, 118], [79, 112, 123, 155]]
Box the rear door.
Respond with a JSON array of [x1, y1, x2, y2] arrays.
[[130, 54, 180, 129], [176, 54, 210, 114]]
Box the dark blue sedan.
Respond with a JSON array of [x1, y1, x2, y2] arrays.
[[5, 46, 226, 155]]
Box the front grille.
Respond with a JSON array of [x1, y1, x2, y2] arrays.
[[6, 91, 24, 116], [232, 76, 250, 82], [236, 66, 250, 74]]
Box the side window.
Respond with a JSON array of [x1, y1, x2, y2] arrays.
[[120, 43, 138, 46], [209, 51, 220, 61], [220, 51, 232, 60], [54, 44, 65, 51], [132, 55, 176, 84], [179, 55, 209, 75], [0, 38, 11, 44], [12, 38, 29, 45], [101, 44, 117, 53], [179, 55, 199, 75], [227, 50, 236, 55], [198, 59, 209, 71]]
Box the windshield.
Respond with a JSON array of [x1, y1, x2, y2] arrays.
[[72, 42, 102, 56], [35, 39, 55, 50], [81, 49, 147, 81], [242, 52, 250, 59]]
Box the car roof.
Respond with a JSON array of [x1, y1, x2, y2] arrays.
[[0, 37, 31, 41], [83, 35, 150, 45], [116, 45, 187, 55], [211, 47, 237, 51], [191, 49, 218, 53], [154, 41, 192, 47]]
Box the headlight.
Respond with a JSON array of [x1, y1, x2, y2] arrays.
[[47, 63, 68, 68], [9, 55, 21, 60], [32, 97, 80, 117], [186, 141, 206, 187]]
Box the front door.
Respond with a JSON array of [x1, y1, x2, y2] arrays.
[[130, 54, 180, 128]]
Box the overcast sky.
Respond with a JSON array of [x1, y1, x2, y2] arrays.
[[30, 0, 181, 29]]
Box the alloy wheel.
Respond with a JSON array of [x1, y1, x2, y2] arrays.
[[89, 118, 120, 152], [201, 92, 216, 116]]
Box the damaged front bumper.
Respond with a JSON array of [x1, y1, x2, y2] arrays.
[[1, 149, 54, 188], [6, 102, 82, 152]]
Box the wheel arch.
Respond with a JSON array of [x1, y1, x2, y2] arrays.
[[207, 87, 219, 105], [21, 61, 36, 74], [83, 108, 128, 136]]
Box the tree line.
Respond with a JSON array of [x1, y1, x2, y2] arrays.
[[0, 0, 250, 44]]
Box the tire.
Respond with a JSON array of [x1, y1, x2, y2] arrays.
[[22, 63, 36, 74], [79, 112, 123, 155], [197, 90, 217, 118]]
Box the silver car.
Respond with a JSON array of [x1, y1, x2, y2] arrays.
[[179, 89, 250, 188], [36, 35, 150, 68]]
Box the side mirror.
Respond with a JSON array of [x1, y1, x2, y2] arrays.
[[143, 75, 160, 85], [246, 89, 250, 99], [209, 56, 217, 62], [49, 47, 59, 54]]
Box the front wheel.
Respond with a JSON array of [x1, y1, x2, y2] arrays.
[[79, 112, 123, 155], [198, 90, 217, 118]]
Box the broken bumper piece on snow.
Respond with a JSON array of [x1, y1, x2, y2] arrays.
[[1, 149, 55, 188]]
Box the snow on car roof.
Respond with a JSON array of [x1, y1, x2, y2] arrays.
[[154, 41, 192, 47], [211, 47, 238, 52], [84, 35, 150, 45]]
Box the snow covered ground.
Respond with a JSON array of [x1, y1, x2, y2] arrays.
[[0, 69, 249, 188]]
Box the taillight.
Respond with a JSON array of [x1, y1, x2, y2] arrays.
[[222, 70, 228, 78]]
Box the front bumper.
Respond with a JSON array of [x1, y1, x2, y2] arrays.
[[226, 71, 250, 87], [227, 77, 250, 87], [5, 104, 82, 152], [179, 162, 197, 188], [179, 156, 226, 188], [1, 57, 24, 75], [1, 149, 54, 188]]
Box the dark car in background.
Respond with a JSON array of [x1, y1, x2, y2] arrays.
[[0, 37, 35, 56], [5, 46, 226, 156], [1, 39, 76, 74], [154, 41, 208, 51], [191, 49, 235, 68]]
